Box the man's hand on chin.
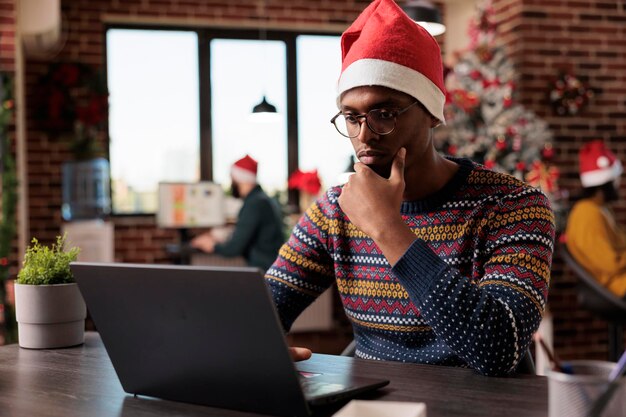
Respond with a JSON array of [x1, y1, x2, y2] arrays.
[[338, 147, 406, 238]]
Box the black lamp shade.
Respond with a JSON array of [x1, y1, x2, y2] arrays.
[[252, 96, 277, 113]]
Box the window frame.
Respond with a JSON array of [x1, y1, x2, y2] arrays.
[[104, 24, 341, 216]]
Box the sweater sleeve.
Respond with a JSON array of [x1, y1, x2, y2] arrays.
[[214, 198, 263, 257], [392, 187, 554, 376], [265, 194, 336, 332]]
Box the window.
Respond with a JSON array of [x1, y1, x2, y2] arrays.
[[106, 28, 343, 214], [296, 35, 352, 189], [211, 39, 287, 194], [107, 29, 200, 214]]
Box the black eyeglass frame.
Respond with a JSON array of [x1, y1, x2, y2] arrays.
[[330, 101, 419, 138]]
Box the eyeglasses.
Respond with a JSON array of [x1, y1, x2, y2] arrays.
[[330, 101, 419, 138]]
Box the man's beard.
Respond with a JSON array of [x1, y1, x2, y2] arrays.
[[368, 162, 392, 179]]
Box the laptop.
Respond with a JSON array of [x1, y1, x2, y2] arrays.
[[71, 262, 389, 417]]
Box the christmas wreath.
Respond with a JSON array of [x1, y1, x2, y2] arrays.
[[38, 62, 108, 160], [549, 73, 593, 116]]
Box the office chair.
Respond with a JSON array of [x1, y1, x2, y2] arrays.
[[341, 340, 536, 375], [559, 243, 626, 362]]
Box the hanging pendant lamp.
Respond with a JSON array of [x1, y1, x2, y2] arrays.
[[250, 0, 279, 120], [252, 95, 277, 114]]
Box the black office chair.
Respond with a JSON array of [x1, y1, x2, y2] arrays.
[[560, 243, 626, 361], [341, 340, 535, 375]]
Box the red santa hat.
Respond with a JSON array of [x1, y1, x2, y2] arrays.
[[231, 155, 258, 184], [579, 139, 623, 187], [337, 0, 446, 123]]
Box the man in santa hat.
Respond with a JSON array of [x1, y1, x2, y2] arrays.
[[265, 0, 555, 376], [191, 155, 285, 271], [566, 139, 626, 298]]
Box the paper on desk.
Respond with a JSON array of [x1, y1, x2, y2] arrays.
[[332, 400, 427, 417]]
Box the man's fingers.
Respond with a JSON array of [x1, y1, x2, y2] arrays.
[[289, 346, 312, 361], [353, 161, 367, 174], [389, 147, 406, 183]]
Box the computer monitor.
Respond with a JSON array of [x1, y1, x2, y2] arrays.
[[156, 182, 226, 228]]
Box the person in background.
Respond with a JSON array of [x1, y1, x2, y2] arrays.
[[565, 139, 626, 298], [191, 155, 285, 271], [265, 0, 555, 376]]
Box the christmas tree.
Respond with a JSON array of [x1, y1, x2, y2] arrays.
[[435, 0, 560, 204]]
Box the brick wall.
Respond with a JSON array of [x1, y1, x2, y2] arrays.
[[0, 0, 14, 72], [20, 0, 623, 360], [494, 0, 626, 360]]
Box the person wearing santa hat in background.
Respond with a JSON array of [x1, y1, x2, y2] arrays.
[[565, 140, 626, 298], [190, 155, 285, 271], [265, 0, 554, 376]]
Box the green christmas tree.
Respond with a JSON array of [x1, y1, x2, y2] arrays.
[[435, 0, 561, 205]]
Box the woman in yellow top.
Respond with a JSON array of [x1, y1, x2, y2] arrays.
[[565, 139, 626, 298]]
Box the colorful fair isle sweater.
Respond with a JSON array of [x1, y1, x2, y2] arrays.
[[265, 158, 555, 376]]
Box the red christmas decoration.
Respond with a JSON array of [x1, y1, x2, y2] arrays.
[[449, 90, 480, 113], [496, 137, 507, 151], [525, 161, 560, 193], [542, 144, 555, 160], [288, 169, 322, 196]]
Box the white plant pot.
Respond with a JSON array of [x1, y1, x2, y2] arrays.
[[14, 283, 87, 349]]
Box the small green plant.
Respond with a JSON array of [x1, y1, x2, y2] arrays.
[[17, 234, 80, 285]]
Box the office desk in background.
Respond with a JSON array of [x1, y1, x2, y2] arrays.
[[0, 333, 548, 417]]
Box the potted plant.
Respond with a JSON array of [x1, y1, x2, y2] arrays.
[[14, 234, 86, 349]]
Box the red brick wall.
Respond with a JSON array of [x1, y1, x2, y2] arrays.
[[494, 0, 626, 360], [0, 0, 14, 72]]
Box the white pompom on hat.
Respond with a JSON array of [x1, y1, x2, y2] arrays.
[[579, 139, 623, 187], [231, 154, 258, 184], [336, 0, 446, 123]]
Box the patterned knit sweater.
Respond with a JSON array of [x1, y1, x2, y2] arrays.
[[265, 158, 555, 376]]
